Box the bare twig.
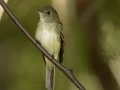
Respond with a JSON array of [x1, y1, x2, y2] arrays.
[[0, 0, 85, 90]]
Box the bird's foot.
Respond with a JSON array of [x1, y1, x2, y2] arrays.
[[51, 54, 54, 59], [35, 40, 40, 45]]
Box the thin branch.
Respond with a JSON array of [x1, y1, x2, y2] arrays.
[[0, 0, 85, 90]]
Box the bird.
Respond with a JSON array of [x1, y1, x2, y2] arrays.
[[35, 6, 64, 90]]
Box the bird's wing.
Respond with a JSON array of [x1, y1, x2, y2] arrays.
[[59, 22, 64, 63]]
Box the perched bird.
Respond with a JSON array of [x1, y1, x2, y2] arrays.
[[35, 6, 64, 90]]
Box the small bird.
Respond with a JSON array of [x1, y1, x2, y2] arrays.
[[35, 6, 64, 90]]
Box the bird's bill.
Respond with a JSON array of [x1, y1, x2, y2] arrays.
[[36, 10, 43, 13]]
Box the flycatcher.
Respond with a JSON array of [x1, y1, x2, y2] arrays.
[[35, 6, 64, 90]]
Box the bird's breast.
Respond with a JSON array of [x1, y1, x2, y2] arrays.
[[40, 30, 56, 44], [36, 29, 60, 54]]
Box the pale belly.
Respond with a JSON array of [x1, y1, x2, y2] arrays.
[[36, 30, 60, 55]]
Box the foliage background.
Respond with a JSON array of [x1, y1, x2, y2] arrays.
[[0, 0, 120, 90]]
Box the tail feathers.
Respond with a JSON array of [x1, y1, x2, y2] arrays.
[[46, 66, 55, 90]]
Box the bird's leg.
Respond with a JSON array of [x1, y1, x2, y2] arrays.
[[35, 40, 41, 45], [51, 54, 54, 59], [51, 50, 55, 59]]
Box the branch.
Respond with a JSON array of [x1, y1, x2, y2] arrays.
[[0, 0, 85, 90]]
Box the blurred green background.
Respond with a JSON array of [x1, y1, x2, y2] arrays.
[[0, 0, 120, 90]]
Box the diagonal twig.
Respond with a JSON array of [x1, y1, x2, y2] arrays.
[[0, 0, 85, 90]]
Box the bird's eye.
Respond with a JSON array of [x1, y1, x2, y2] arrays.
[[47, 11, 50, 15]]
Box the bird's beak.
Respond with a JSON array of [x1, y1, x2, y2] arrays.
[[36, 10, 40, 13], [36, 10, 43, 13]]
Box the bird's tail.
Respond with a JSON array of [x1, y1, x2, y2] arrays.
[[46, 65, 55, 90]]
